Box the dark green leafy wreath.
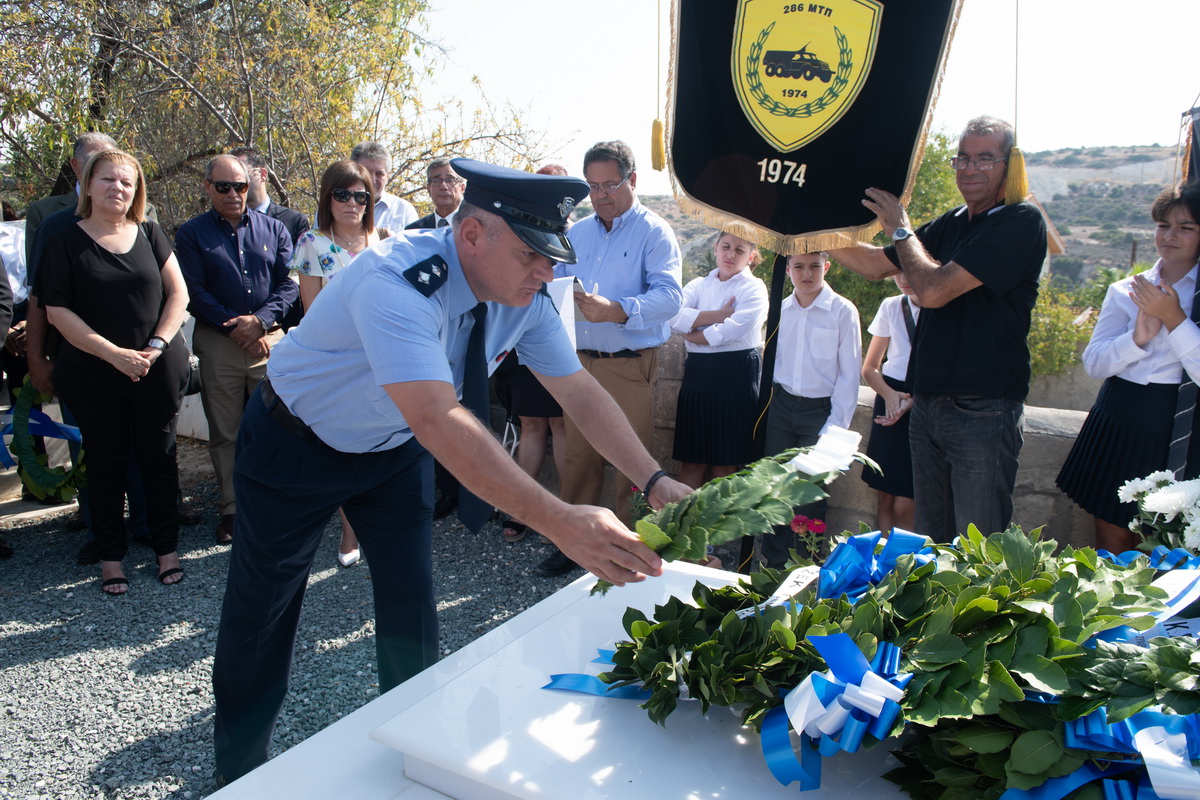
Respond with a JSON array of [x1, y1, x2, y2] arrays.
[[746, 23, 852, 118], [11, 375, 85, 502]]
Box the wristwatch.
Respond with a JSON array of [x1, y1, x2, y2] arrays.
[[892, 227, 913, 242], [146, 336, 168, 352]]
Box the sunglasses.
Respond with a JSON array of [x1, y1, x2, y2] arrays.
[[208, 180, 249, 195], [331, 188, 371, 206]]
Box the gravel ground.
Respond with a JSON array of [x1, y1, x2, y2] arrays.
[[0, 475, 585, 800]]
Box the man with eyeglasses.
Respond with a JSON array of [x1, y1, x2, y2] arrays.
[[829, 115, 1048, 542], [538, 140, 683, 578], [351, 140, 418, 232], [176, 154, 298, 545], [407, 157, 466, 231]]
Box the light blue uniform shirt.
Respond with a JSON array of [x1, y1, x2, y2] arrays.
[[556, 199, 682, 352], [268, 228, 580, 453]]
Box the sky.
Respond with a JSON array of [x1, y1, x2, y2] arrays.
[[416, 0, 1199, 196]]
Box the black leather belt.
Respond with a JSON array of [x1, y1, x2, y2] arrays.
[[260, 377, 334, 450], [579, 348, 643, 359]]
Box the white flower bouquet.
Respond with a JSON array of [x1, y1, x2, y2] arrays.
[[1119, 470, 1200, 551]]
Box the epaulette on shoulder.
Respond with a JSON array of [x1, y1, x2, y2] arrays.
[[402, 255, 449, 297]]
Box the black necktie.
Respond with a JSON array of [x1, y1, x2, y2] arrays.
[[1168, 275, 1200, 478], [457, 303, 491, 532], [436, 217, 449, 229]]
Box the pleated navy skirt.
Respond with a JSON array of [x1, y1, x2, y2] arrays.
[[1056, 376, 1200, 526], [672, 348, 760, 466], [862, 374, 914, 498]]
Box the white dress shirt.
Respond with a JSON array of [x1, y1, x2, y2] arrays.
[[867, 294, 920, 383], [1082, 259, 1200, 385], [0, 221, 27, 306], [671, 268, 767, 352], [374, 191, 418, 231], [773, 284, 862, 431]]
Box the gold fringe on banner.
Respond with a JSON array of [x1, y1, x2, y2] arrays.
[[1005, 146, 1029, 205], [664, 0, 964, 256]]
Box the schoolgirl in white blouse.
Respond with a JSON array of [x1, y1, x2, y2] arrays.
[[669, 232, 768, 489], [1056, 182, 1200, 552]]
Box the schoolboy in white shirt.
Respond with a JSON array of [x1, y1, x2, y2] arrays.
[[761, 252, 861, 567]]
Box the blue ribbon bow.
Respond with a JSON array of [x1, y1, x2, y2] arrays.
[[0, 408, 83, 469], [818, 529, 934, 602]]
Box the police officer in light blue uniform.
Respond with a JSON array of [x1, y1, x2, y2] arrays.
[[212, 159, 691, 784]]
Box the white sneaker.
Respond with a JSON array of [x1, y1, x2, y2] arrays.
[[337, 549, 360, 567]]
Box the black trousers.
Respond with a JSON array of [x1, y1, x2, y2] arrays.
[[53, 347, 184, 561], [761, 388, 831, 568], [213, 385, 438, 781]]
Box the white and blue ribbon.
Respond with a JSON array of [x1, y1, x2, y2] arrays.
[[760, 633, 910, 790], [1062, 707, 1200, 800], [0, 408, 82, 469]]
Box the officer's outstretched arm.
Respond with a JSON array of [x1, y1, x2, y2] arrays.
[[387, 379, 665, 586]]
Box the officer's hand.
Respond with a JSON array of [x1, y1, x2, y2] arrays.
[[28, 355, 54, 395], [573, 292, 629, 325], [223, 315, 266, 347], [646, 476, 691, 510], [548, 505, 663, 586]]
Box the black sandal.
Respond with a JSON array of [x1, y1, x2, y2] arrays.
[[157, 556, 185, 586], [100, 577, 129, 595]]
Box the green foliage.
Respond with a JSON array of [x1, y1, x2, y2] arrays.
[[0, 0, 547, 229], [1027, 280, 1093, 379], [592, 449, 845, 595], [601, 525, 1175, 797]]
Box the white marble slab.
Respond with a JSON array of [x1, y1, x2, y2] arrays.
[[372, 563, 902, 799]]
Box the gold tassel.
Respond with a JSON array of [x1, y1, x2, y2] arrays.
[[1005, 146, 1029, 205], [1183, 123, 1193, 184], [651, 118, 666, 172]]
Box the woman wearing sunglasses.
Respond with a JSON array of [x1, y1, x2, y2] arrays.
[[289, 158, 389, 567]]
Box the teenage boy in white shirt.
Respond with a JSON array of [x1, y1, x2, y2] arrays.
[[761, 252, 861, 567]]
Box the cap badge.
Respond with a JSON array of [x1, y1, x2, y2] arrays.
[[557, 197, 575, 220]]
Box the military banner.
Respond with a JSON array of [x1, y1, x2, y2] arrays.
[[668, 0, 961, 253]]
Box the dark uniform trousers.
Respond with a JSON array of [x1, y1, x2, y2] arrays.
[[212, 385, 437, 781]]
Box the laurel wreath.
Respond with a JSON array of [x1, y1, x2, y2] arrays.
[[11, 375, 85, 502], [746, 22, 852, 118]]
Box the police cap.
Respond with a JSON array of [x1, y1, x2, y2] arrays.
[[451, 158, 588, 264]]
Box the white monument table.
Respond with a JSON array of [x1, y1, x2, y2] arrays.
[[212, 562, 902, 799]]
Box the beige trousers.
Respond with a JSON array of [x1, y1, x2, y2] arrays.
[[560, 348, 658, 526], [193, 324, 283, 515]]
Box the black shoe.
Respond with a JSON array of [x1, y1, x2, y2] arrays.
[[65, 511, 87, 532], [77, 539, 101, 565], [433, 494, 458, 521], [178, 503, 202, 527], [0, 536, 11, 559], [535, 548, 579, 578]]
